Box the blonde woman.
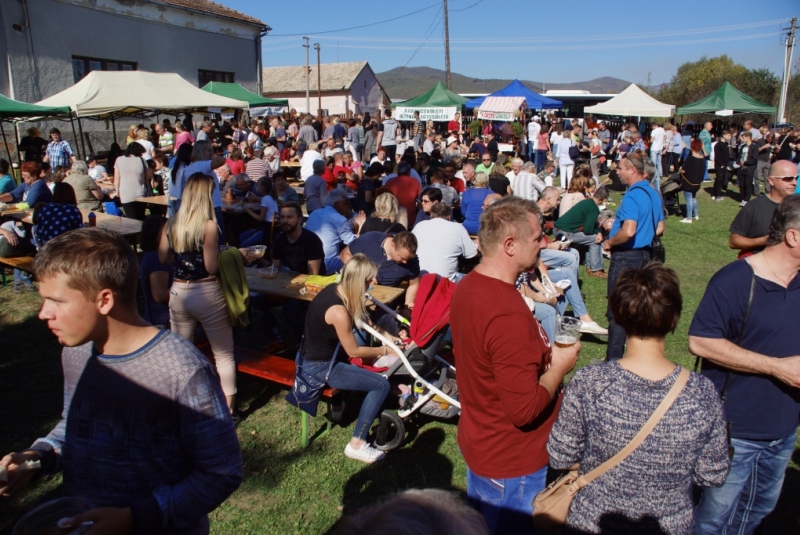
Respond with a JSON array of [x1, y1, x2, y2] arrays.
[[158, 173, 253, 422], [136, 127, 156, 161], [126, 124, 139, 146], [302, 254, 392, 463], [360, 191, 402, 234]]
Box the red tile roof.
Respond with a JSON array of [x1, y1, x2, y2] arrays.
[[153, 0, 267, 27]]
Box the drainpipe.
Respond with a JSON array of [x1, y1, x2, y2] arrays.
[[256, 25, 270, 95]]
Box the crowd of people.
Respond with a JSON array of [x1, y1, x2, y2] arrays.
[[1, 105, 800, 535]]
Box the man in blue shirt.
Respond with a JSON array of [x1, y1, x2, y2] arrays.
[[43, 128, 76, 168], [699, 121, 713, 181], [602, 150, 664, 361], [304, 188, 357, 274], [690, 196, 800, 535]]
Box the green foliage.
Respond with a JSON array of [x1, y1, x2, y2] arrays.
[[657, 55, 780, 122], [468, 119, 483, 138], [510, 121, 524, 139], [786, 69, 800, 125]]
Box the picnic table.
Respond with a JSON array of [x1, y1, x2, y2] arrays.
[[4, 208, 143, 238], [281, 161, 301, 168], [135, 195, 169, 206], [221, 199, 261, 213], [245, 267, 404, 304]]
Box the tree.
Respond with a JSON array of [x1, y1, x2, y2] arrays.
[[657, 55, 780, 123]]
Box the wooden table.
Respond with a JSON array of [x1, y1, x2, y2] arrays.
[[281, 161, 301, 168], [8, 208, 143, 238], [245, 268, 405, 304], [135, 195, 169, 206], [221, 199, 261, 213]]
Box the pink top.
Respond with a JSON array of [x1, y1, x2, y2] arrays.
[[538, 132, 550, 151], [174, 131, 194, 152]]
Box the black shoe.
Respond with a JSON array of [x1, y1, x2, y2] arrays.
[[230, 409, 243, 427]]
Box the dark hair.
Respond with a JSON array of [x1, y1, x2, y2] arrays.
[[171, 143, 193, 185], [34, 228, 139, 307], [593, 186, 609, 202], [393, 231, 417, 255], [430, 202, 451, 219], [382, 160, 395, 175], [766, 195, 800, 246], [609, 263, 682, 340], [422, 187, 442, 203], [281, 201, 303, 219], [49, 128, 61, 135], [365, 162, 384, 178], [40, 162, 51, 174], [52, 182, 77, 205], [140, 215, 167, 252], [0, 159, 9, 175], [125, 142, 146, 157]]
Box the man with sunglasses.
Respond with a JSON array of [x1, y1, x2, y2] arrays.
[[729, 160, 799, 258]]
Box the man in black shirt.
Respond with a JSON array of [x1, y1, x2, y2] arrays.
[[254, 203, 324, 349], [485, 132, 499, 161], [713, 130, 731, 201], [729, 159, 799, 257]]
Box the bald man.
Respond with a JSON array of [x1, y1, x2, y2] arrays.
[[729, 159, 799, 257]]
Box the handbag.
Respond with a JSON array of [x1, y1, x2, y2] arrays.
[[532, 367, 691, 530], [568, 142, 580, 161], [285, 338, 341, 417], [649, 189, 666, 263]]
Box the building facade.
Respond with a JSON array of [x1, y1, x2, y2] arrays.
[[262, 61, 390, 117]]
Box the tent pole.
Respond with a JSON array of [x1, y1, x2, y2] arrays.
[[69, 117, 80, 160], [12, 120, 23, 168], [111, 116, 117, 144], [77, 117, 87, 159], [0, 121, 12, 164]]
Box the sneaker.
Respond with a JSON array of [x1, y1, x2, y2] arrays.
[[716, 197, 725, 202], [710, 196, 716, 201], [739, 200, 747, 207], [679, 218, 692, 224], [694, 216, 699, 221], [230, 409, 243, 427], [345, 442, 386, 463], [586, 269, 608, 279], [579, 321, 609, 336], [331, 401, 346, 423]]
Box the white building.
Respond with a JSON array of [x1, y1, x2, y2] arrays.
[[261, 61, 390, 117], [0, 0, 268, 152]]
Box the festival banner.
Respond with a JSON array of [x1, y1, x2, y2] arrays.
[[395, 106, 457, 122], [477, 110, 516, 122]]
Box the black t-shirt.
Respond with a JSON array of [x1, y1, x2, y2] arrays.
[[273, 228, 324, 274], [488, 175, 510, 196], [755, 138, 771, 162], [303, 284, 345, 362], [775, 135, 795, 161], [729, 195, 779, 245], [487, 140, 499, 160], [348, 231, 420, 287], [359, 218, 406, 234]]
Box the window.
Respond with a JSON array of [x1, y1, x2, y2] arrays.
[[198, 70, 234, 87], [72, 56, 136, 82]]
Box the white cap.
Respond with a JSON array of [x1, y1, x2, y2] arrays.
[[447, 136, 458, 145], [533, 115, 540, 122]]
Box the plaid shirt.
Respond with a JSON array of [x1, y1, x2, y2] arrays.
[[46, 140, 74, 167]]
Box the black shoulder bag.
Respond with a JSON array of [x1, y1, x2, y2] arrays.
[[694, 268, 757, 458], [649, 189, 666, 263]]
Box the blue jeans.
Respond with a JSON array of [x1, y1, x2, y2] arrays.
[[534, 302, 557, 343], [540, 248, 587, 317], [467, 465, 547, 535], [684, 191, 698, 218], [527, 140, 535, 162], [14, 268, 34, 287], [304, 360, 389, 441], [704, 158, 710, 180], [651, 149, 662, 178], [605, 248, 651, 361], [240, 228, 265, 248], [535, 149, 548, 172], [694, 429, 797, 535], [556, 230, 604, 272]]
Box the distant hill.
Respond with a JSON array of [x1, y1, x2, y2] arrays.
[[377, 66, 632, 100]]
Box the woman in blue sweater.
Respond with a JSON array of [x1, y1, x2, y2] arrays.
[[460, 171, 492, 235]]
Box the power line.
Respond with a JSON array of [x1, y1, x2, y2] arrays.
[[451, 0, 485, 12], [266, 3, 439, 36], [396, 7, 444, 75]]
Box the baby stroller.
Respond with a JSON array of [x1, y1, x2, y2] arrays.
[[661, 172, 682, 217], [359, 274, 461, 451]]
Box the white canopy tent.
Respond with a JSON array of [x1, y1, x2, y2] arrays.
[[583, 84, 675, 118], [37, 71, 249, 119]]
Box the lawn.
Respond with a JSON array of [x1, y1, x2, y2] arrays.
[[1, 185, 799, 534]]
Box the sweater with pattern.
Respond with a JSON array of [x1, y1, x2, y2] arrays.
[[547, 362, 729, 535], [30, 330, 242, 534]]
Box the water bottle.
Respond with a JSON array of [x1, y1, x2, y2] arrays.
[[88, 212, 96, 227]]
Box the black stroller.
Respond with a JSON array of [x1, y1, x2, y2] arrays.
[[661, 172, 682, 217]]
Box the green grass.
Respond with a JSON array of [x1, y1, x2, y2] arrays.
[[1, 184, 799, 534]]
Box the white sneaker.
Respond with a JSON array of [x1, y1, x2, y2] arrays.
[[679, 218, 692, 223], [739, 200, 747, 207], [345, 442, 386, 463], [579, 321, 609, 335], [694, 216, 699, 221]]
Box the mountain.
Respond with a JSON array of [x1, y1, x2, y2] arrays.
[[376, 67, 633, 100]]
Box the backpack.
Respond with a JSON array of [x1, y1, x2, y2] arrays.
[[568, 140, 580, 161]]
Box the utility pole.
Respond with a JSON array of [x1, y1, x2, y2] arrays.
[[778, 17, 797, 124], [314, 43, 322, 117], [443, 0, 451, 89], [303, 36, 310, 114]]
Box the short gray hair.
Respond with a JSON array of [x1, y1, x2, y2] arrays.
[[522, 161, 535, 170], [70, 160, 89, 175], [767, 196, 800, 246]]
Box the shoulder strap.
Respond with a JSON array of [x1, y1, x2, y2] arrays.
[[575, 367, 690, 489]]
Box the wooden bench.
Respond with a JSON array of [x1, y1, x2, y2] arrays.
[[0, 256, 35, 287], [198, 344, 340, 448]]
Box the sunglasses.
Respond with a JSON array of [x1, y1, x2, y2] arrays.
[[770, 176, 798, 182], [482, 158, 491, 162]]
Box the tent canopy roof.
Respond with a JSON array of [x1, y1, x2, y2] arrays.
[[201, 82, 287, 107], [0, 93, 70, 121], [37, 71, 249, 118], [676, 82, 776, 115], [480, 96, 526, 112], [465, 80, 562, 110], [584, 84, 675, 117], [391, 82, 468, 109]]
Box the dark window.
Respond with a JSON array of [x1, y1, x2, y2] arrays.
[[72, 56, 137, 82], [198, 70, 234, 87]]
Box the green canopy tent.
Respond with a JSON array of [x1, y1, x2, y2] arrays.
[[201, 82, 288, 111], [391, 81, 468, 121], [0, 93, 71, 166], [675, 82, 777, 116]]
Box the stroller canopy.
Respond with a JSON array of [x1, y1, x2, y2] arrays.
[[410, 274, 456, 348]]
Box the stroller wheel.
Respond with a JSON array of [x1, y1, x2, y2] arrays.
[[374, 410, 405, 451]]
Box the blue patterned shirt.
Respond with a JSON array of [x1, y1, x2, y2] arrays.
[[45, 139, 75, 167], [33, 203, 83, 246]]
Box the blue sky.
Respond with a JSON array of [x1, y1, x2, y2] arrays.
[[223, 0, 798, 86]]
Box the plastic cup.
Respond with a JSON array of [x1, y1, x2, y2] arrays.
[[12, 497, 95, 535], [249, 245, 266, 259], [258, 266, 277, 279], [554, 316, 581, 347]]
